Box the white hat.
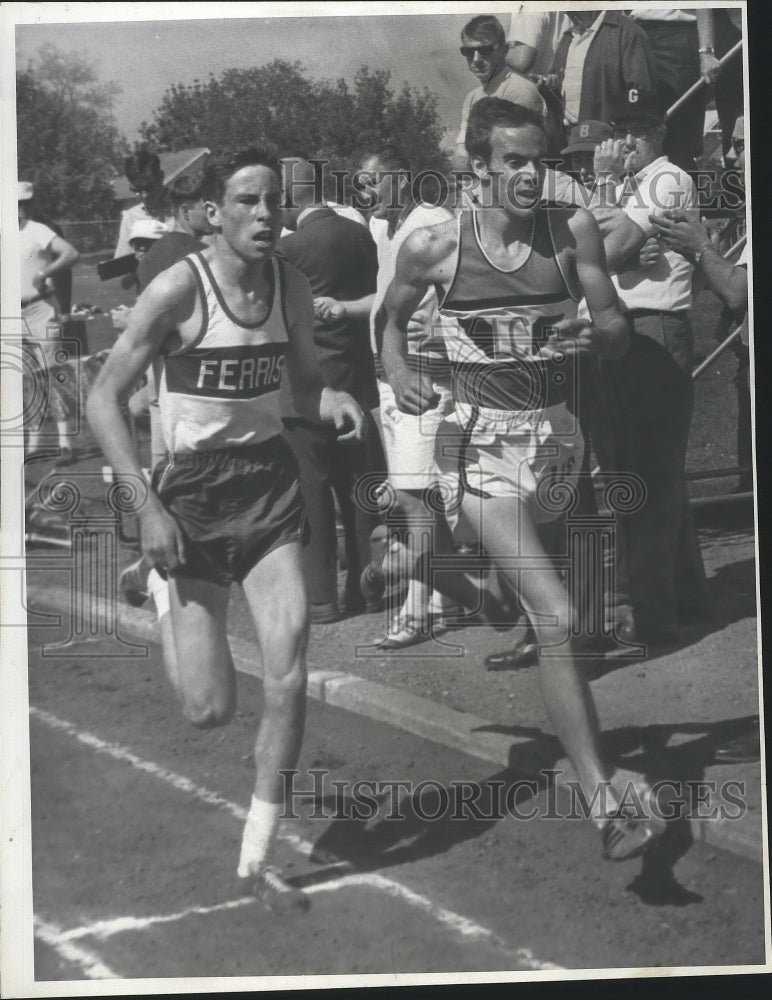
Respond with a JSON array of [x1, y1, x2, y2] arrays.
[[18, 181, 35, 201], [128, 218, 168, 243]]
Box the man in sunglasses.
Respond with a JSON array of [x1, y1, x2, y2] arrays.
[[454, 14, 544, 171], [583, 95, 709, 647]]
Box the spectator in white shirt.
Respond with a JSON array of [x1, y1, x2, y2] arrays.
[[19, 181, 80, 463]]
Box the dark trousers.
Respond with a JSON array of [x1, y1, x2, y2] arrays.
[[639, 21, 705, 173], [713, 10, 744, 158], [590, 312, 709, 630], [282, 413, 385, 611]]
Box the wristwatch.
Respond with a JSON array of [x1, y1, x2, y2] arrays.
[[693, 243, 713, 264], [698, 46, 715, 55]]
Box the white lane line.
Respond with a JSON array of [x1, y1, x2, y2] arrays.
[[59, 898, 255, 942], [29, 705, 311, 854], [34, 916, 120, 980], [59, 878, 563, 973], [31, 706, 564, 972], [306, 874, 564, 971]]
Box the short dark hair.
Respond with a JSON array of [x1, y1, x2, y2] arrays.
[[461, 15, 505, 46], [169, 173, 206, 210], [201, 148, 282, 204], [466, 98, 545, 164], [124, 148, 163, 183]]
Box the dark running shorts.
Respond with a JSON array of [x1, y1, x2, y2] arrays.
[[151, 436, 308, 586]]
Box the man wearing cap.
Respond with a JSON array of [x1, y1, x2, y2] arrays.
[[454, 14, 545, 171], [114, 148, 175, 260], [561, 119, 613, 187], [584, 96, 709, 645], [19, 180, 80, 462]]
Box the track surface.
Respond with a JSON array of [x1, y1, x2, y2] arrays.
[[28, 617, 767, 985]]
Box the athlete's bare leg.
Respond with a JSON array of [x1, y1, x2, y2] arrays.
[[167, 542, 309, 904], [167, 576, 236, 728], [241, 541, 309, 804], [394, 488, 505, 623], [167, 543, 309, 793], [462, 495, 612, 804]]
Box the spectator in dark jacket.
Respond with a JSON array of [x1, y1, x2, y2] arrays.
[[549, 11, 657, 148], [279, 157, 386, 623]]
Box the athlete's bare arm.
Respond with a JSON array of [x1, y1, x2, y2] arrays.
[[562, 207, 631, 361], [381, 220, 457, 415], [283, 265, 365, 442], [86, 261, 201, 570]]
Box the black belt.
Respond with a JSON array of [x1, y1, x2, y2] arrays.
[[627, 308, 689, 320]]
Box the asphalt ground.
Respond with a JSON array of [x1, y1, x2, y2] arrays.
[[27, 616, 767, 984]]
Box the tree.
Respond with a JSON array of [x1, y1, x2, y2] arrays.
[[17, 44, 128, 220], [139, 60, 447, 174]]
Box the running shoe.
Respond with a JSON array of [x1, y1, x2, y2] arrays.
[[119, 556, 151, 608], [241, 865, 310, 913], [601, 799, 666, 862]]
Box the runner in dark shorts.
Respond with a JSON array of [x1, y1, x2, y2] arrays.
[[87, 148, 364, 912], [152, 438, 308, 586]]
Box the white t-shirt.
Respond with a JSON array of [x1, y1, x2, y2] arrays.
[[613, 156, 696, 312], [508, 8, 572, 76], [370, 205, 451, 357], [20, 220, 56, 302]]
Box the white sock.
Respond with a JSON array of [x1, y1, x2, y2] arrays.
[[147, 568, 169, 620], [237, 797, 281, 878], [56, 421, 71, 449]]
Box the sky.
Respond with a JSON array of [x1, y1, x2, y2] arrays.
[[13, 4, 522, 146]]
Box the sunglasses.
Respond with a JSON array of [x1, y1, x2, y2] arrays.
[[611, 126, 652, 140], [460, 44, 497, 60]]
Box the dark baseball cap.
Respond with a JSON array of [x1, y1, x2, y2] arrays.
[[562, 120, 613, 154], [611, 92, 664, 132]]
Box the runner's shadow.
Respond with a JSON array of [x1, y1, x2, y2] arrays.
[[469, 715, 760, 906], [301, 768, 549, 884]]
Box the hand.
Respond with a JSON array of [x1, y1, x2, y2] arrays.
[[138, 501, 186, 575], [32, 270, 48, 293], [314, 296, 346, 323], [638, 236, 661, 268], [329, 390, 365, 444], [649, 210, 711, 261], [593, 139, 625, 181], [391, 365, 440, 415], [700, 51, 721, 85], [540, 73, 560, 93], [541, 318, 604, 360], [111, 304, 133, 331]]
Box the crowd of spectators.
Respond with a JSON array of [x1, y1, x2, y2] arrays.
[[19, 8, 750, 680]]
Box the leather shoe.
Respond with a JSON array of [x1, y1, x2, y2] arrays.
[[485, 630, 538, 671], [713, 721, 760, 764], [54, 446, 77, 467], [613, 617, 680, 647]]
